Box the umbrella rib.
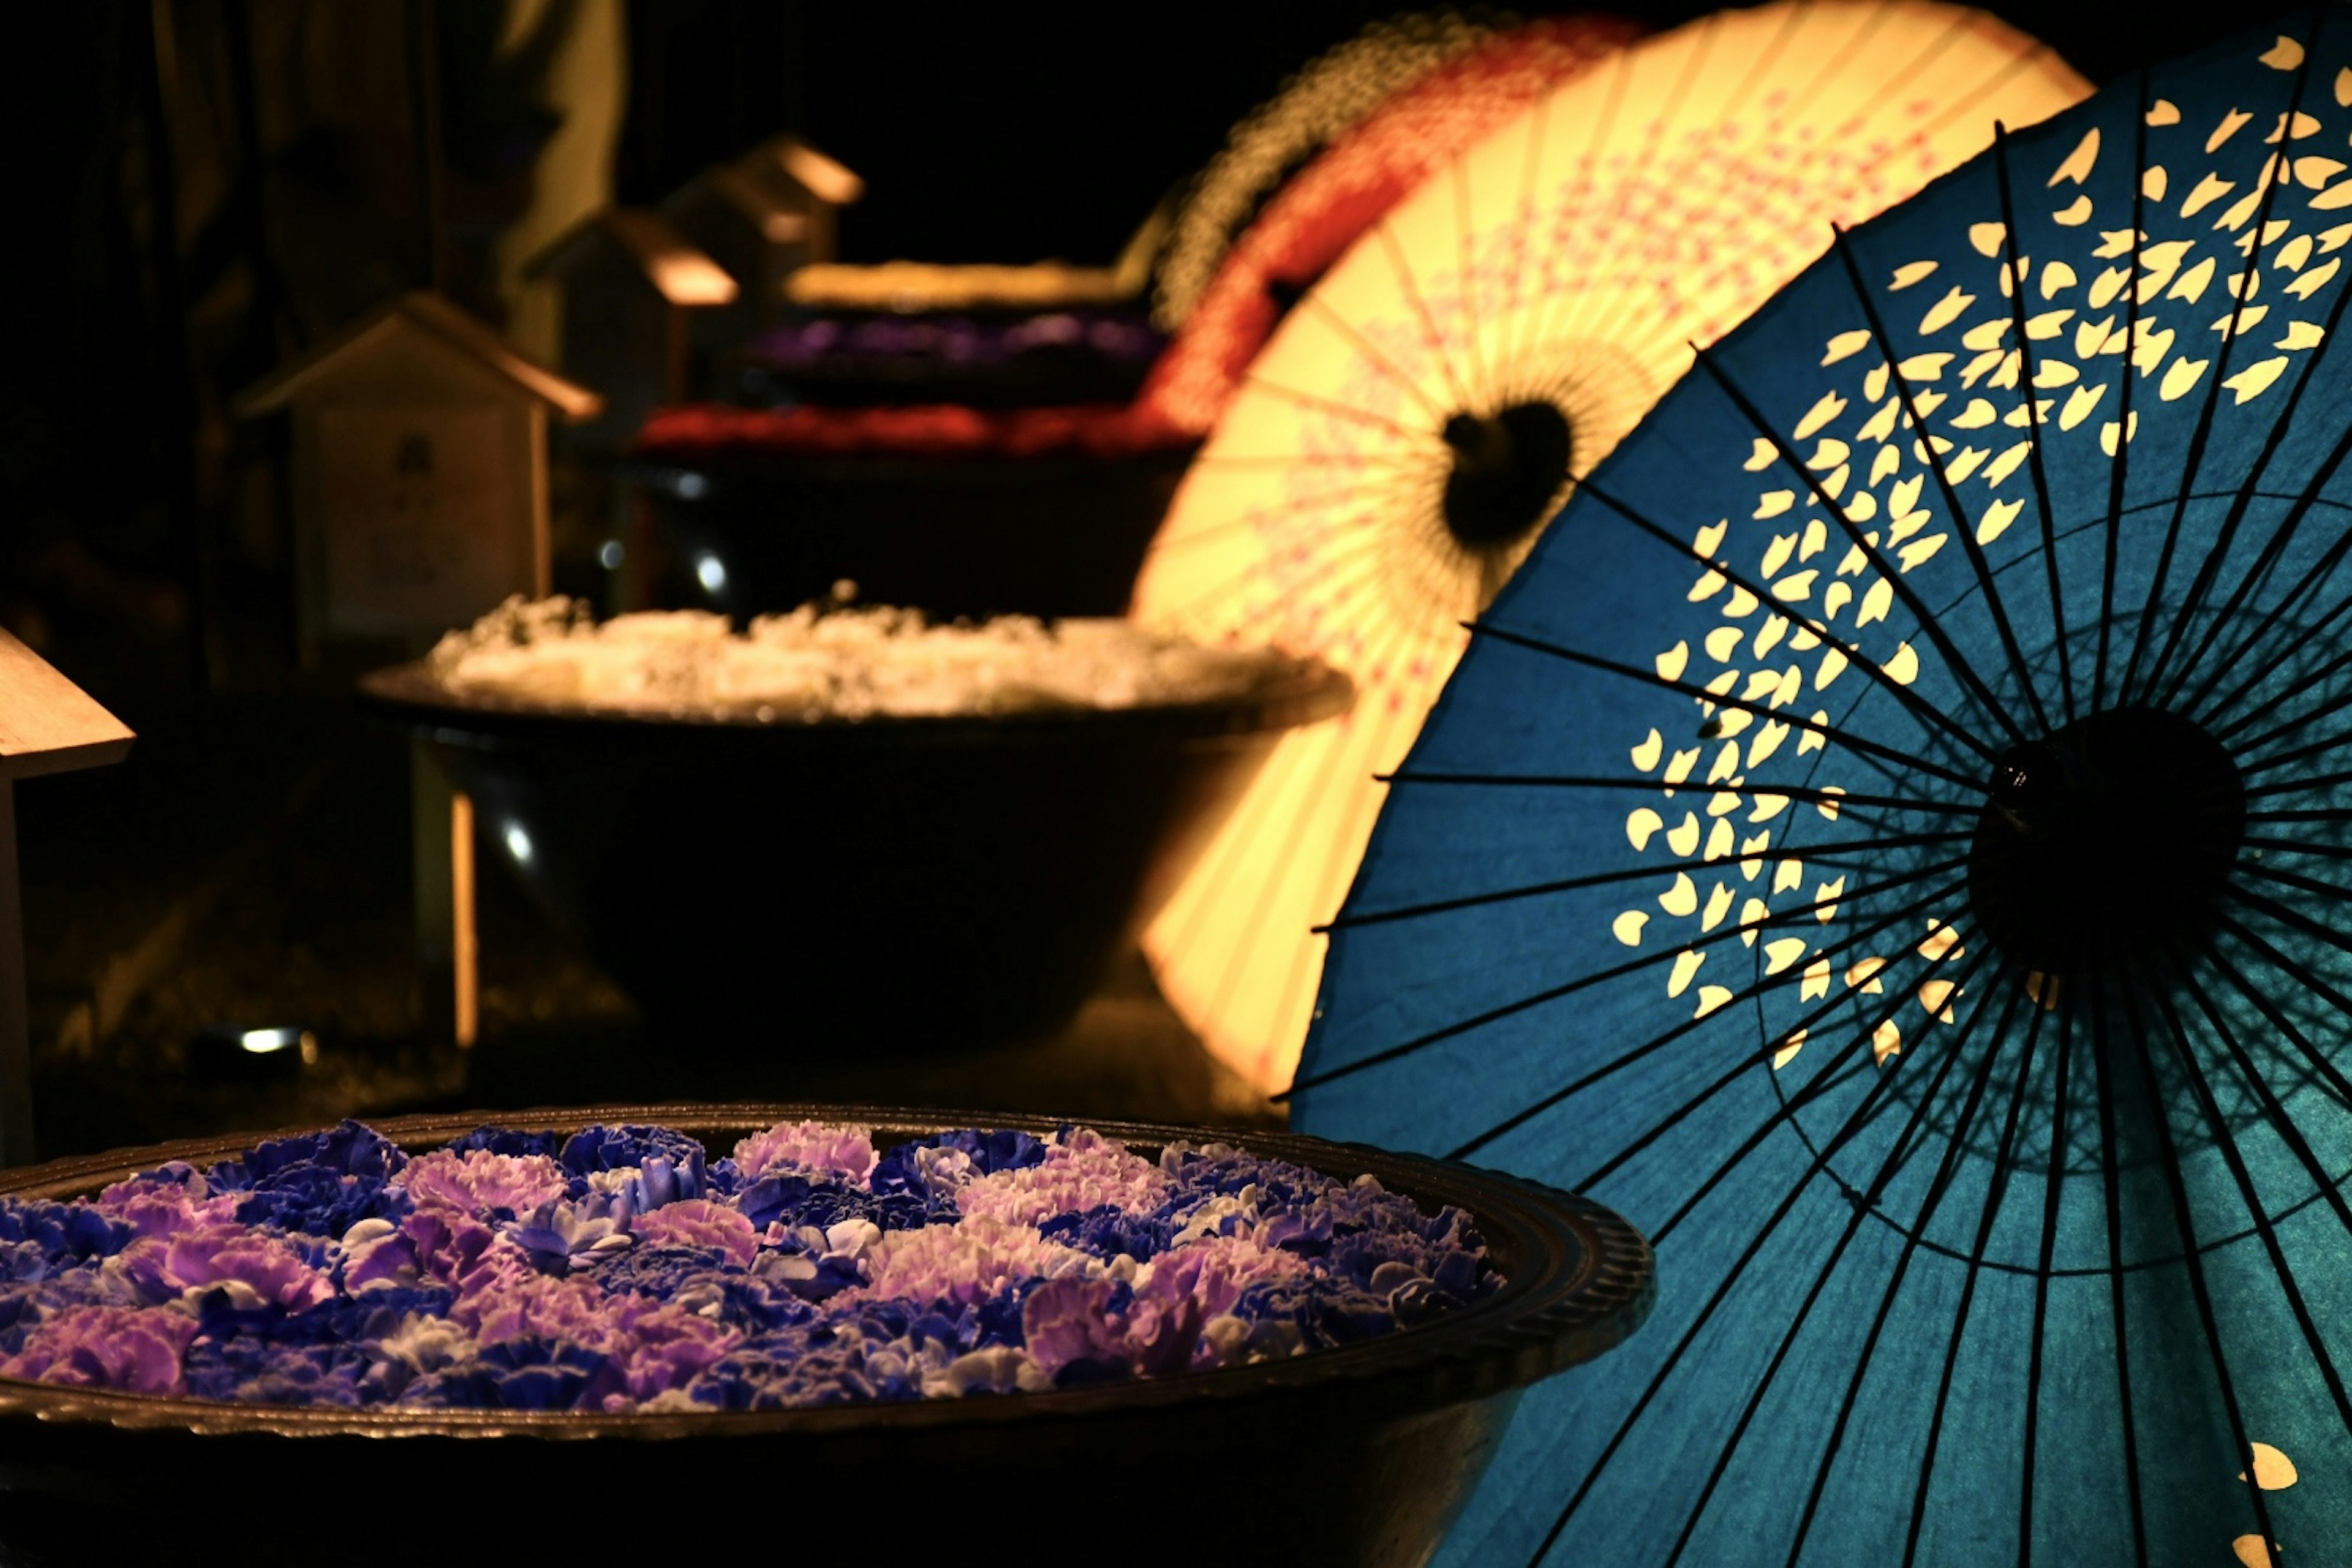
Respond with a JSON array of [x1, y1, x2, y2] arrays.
[[1537, 8, 1730, 355], [1691, 342, 2032, 747], [2207, 911, 2352, 1104], [1317, 826, 1972, 932], [2240, 760, 2352, 798], [2234, 719, 2352, 780], [2240, 832, 2352, 864], [2110, 971, 2283, 1564], [1293, 290, 1452, 423], [1194, 612, 1420, 1027], [2206, 635, 2352, 748], [2160, 952, 2352, 1451], [1989, 124, 2077, 725], [1286, 858, 1969, 1099], [1463, 618, 1991, 789], [1454, 891, 1975, 1165], [2146, 230, 2352, 714], [1780, 970, 2033, 1568], [1190, 449, 1423, 472], [2094, 71, 2154, 714], [1494, 90, 1549, 384], [1238, 373, 1444, 449], [2173, 429, 2352, 725], [1509, 934, 1991, 1568], [1661, 959, 2022, 1568], [2084, 980, 2153, 1567], [1372, 219, 1478, 417], [1566, 469, 2004, 769], [1826, 221, 2051, 737], [1898, 977, 2051, 1568], [1139, 467, 1423, 562], [1518, 34, 1643, 369], [2014, 971, 2080, 1568], [2133, 32, 2326, 708], [1450, 156, 1494, 409], [1380, 768, 1967, 820]]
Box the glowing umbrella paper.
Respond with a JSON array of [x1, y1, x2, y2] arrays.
[[1140, 15, 1643, 437], [1134, 1, 2090, 1094], [1300, 13, 2352, 1566]]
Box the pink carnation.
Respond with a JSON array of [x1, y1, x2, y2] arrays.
[[400, 1207, 502, 1286], [115, 1226, 336, 1311], [1141, 1233, 1308, 1319], [400, 1150, 570, 1216], [96, 1170, 243, 1239], [731, 1120, 878, 1186], [1021, 1276, 1201, 1381], [456, 1268, 614, 1346], [632, 1199, 758, 1267], [955, 1131, 1167, 1228], [853, 1217, 1089, 1309], [605, 1300, 740, 1405], [0, 1304, 200, 1395]]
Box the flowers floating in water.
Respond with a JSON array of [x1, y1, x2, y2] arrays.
[[0, 1120, 1501, 1412]]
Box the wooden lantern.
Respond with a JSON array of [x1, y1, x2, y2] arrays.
[[0, 630, 134, 1165], [525, 209, 737, 454], [663, 136, 862, 343], [233, 290, 603, 661], [235, 292, 601, 1050]]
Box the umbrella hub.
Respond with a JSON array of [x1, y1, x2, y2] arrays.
[[1440, 402, 1572, 549], [1967, 706, 2244, 977]]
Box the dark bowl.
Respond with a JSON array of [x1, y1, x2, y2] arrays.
[[358, 657, 1352, 1050], [0, 1104, 1653, 1568], [628, 447, 1194, 622]]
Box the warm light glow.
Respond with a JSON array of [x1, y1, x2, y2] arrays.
[[237, 1027, 315, 1062], [1133, 0, 2092, 1096]]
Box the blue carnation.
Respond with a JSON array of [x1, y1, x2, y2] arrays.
[[208, 1120, 408, 1193], [445, 1125, 568, 1161], [0, 1198, 129, 1268], [870, 1128, 1049, 1194], [1039, 1204, 1172, 1263]]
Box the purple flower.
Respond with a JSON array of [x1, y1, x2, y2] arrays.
[[956, 1128, 1167, 1229], [633, 1199, 756, 1267], [400, 1150, 570, 1219], [1019, 1276, 1200, 1386], [560, 1126, 707, 1205], [852, 1218, 1088, 1311], [505, 1193, 635, 1276], [730, 1120, 879, 1187], [0, 1304, 198, 1394], [113, 1225, 336, 1312], [95, 1170, 243, 1240], [0, 1196, 132, 1266]]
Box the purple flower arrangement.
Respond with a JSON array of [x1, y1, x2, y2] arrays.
[[0, 1120, 1501, 1413]]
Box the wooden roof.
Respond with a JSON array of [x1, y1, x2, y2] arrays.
[[0, 629, 134, 779], [233, 291, 605, 422], [524, 209, 739, 306]]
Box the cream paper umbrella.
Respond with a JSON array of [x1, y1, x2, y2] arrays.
[[1131, 0, 2092, 1095]]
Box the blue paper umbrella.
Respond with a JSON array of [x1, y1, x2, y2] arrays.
[[1295, 13, 2352, 1567]]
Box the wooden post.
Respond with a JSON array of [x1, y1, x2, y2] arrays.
[[410, 742, 477, 1049], [0, 630, 135, 1166]]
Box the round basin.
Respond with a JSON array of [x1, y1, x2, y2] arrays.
[[359, 658, 1352, 1048], [0, 1104, 1652, 1568]]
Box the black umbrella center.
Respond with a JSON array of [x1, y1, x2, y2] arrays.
[[1966, 706, 2244, 977], [1441, 402, 1573, 549]]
